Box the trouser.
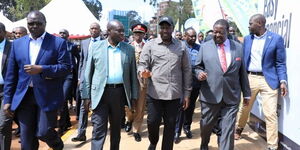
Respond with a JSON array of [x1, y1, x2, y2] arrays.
[[147, 96, 180, 150], [58, 78, 73, 131], [175, 87, 199, 134], [16, 88, 63, 150], [91, 86, 126, 150], [236, 74, 279, 149], [76, 98, 89, 138], [132, 86, 147, 133], [0, 96, 13, 150], [200, 100, 239, 150]]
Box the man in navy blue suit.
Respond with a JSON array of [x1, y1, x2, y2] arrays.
[[235, 14, 288, 150], [3, 10, 71, 150]]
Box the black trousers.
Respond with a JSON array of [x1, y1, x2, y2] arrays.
[[147, 96, 180, 150], [175, 87, 200, 134], [91, 86, 126, 150]]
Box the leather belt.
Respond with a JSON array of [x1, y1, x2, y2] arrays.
[[105, 84, 123, 88], [248, 71, 264, 76]]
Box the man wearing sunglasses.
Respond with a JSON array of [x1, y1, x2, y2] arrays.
[[3, 10, 71, 150]]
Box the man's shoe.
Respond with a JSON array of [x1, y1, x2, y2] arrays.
[[174, 133, 180, 144], [133, 133, 141, 142], [267, 148, 277, 150], [234, 127, 243, 140], [200, 145, 209, 150], [125, 121, 132, 132], [71, 135, 86, 142], [184, 129, 193, 139], [148, 144, 156, 150]]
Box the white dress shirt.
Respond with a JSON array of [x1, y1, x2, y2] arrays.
[[248, 31, 267, 72], [29, 32, 46, 65], [217, 39, 231, 68]]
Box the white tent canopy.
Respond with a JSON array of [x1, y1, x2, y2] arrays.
[[13, 0, 99, 36], [0, 12, 13, 32]]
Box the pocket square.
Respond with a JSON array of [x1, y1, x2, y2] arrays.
[[235, 57, 241, 61]]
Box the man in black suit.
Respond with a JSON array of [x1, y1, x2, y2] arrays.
[[72, 22, 101, 142], [0, 22, 12, 150]]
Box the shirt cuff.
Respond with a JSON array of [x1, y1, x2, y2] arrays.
[[280, 80, 287, 85]]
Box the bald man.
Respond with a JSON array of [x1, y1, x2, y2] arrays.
[[80, 20, 139, 150]]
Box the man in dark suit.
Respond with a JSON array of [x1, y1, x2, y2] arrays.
[[3, 11, 71, 150], [0, 22, 12, 150], [57, 29, 80, 136], [235, 14, 288, 150], [81, 20, 139, 150], [71, 22, 101, 142], [194, 19, 251, 150]]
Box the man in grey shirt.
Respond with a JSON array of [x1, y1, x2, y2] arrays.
[[138, 16, 192, 150]]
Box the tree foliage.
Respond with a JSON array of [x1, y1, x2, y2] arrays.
[[82, 0, 102, 20], [0, 0, 102, 21], [165, 0, 195, 31], [127, 10, 142, 27]]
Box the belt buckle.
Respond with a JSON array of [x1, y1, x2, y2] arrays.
[[112, 84, 117, 88]]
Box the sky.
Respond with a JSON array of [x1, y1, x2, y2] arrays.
[[99, 0, 157, 29]]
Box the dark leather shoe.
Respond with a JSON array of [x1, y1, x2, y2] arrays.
[[71, 135, 86, 142], [148, 144, 156, 150], [200, 145, 209, 150], [133, 133, 141, 142], [184, 129, 193, 139], [174, 133, 180, 144], [125, 121, 132, 132]]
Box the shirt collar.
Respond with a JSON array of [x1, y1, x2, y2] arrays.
[[254, 31, 267, 39], [107, 39, 121, 49], [156, 37, 176, 45], [217, 38, 230, 47], [29, 32, 46, 41], [91, 36, 101, 42]]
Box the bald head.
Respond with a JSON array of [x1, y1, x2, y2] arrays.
[[27, 10, 46, 39], [89, 22, 101, 38], [250, 14, 266, 26], [107, 20, 125, 45], [59, 29, 69, 40]]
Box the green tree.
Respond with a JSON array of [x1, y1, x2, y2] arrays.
[[164, 0, 195, 31], [83, 0, 102, 20], [127, 10, 142, 27]]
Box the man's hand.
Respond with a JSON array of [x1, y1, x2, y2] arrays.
[[140, 69, 152, 79], [243, 98, 250, 107], [197, 72, 208, 81], [280, 82, 288, 96], [3, 104, 14, 118], [182, 98, 190, 110], [24, 65, 42, 75], [83, 99, 91, 112]]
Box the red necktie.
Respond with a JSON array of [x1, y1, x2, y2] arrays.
[[219, 44, 227, 72]]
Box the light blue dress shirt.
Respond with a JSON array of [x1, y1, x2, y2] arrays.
[[0, 39, 5, 84], [107, 42, 123, 84]]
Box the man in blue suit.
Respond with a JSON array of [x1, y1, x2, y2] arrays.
[[81, 20, 139, 150], [235, 14, 288, 150], [3, 11, 71, 150]]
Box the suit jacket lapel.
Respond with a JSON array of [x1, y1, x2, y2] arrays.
[[120, 42, 127, 68], [35, 33, 49, 64], [262, 31, 272, 58], [210, 41, 223, 72], [227, 40, 236, 71]]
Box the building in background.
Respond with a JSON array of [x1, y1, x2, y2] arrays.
[[109, 9, 129, 36]]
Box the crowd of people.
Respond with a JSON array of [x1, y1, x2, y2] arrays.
[[0, 10, 287, 150]]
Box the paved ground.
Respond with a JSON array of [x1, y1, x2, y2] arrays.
[[11, 103, 267, 150]]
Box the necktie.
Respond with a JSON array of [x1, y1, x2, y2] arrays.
[[219, 43, 227, 72]]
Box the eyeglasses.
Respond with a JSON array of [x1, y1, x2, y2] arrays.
[[27, 22, 43, 26]]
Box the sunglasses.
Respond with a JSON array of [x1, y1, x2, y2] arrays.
[[27, 22, 43, 26]]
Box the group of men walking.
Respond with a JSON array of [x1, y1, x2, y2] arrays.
[[0, 10, 287, 150]]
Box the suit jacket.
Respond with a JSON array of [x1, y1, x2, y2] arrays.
[[1, 40, 11, 79], [78, 38, 91, 87], [243, 31, 287, 89], [81, 40, 139, 110], [4, 33, 71, 111], [194, 39, 251, 105]]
